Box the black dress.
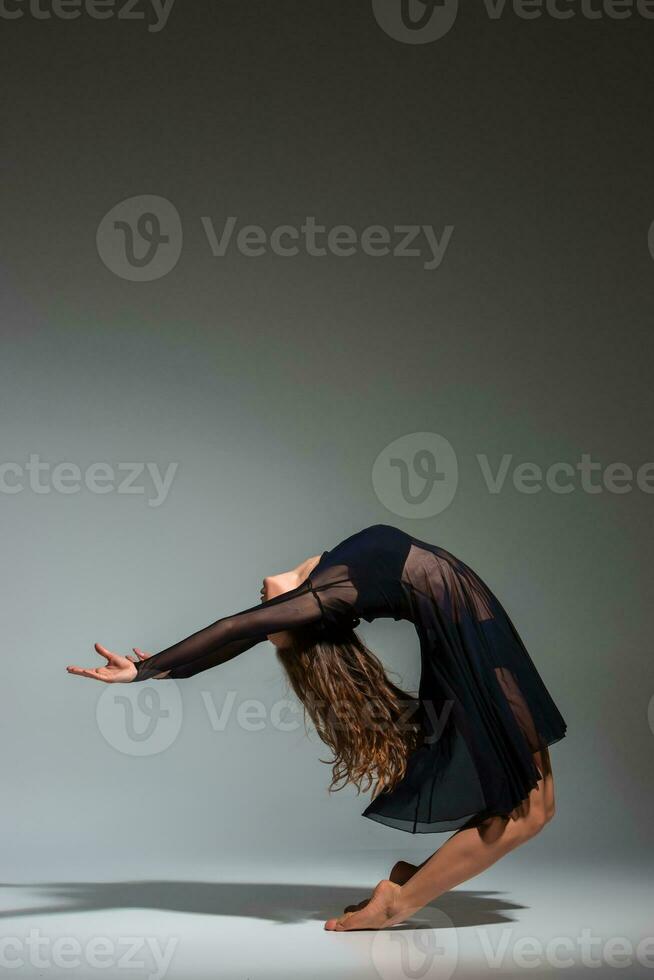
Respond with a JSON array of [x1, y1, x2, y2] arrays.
[[133, 524, 567, 833]]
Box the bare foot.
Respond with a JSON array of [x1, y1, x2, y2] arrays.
[[326, 879, 415, 932], [342, 860, 418, 914]]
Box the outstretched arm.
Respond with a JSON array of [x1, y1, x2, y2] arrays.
[[67, 580, 325, 684], [133, 580, 324, 681]]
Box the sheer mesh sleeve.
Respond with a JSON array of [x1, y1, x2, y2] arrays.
[[131, 563, 361, 682], [132, 580, 325, 682]]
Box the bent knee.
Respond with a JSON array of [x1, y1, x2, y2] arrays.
[[522, 802, 556, 840], [510, 794, 556, 843]]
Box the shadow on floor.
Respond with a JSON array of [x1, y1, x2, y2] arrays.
[[0, 880, 527, 929]]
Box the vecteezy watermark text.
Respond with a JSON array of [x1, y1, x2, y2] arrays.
[[370, 924, 654, 980], [476, 926, 654, 971], [0, 455, 178, 507], [373, 432, 654, 518], [372, 0, 654, 45], [97, 683, 453, 756], [0, 930, 177, 978], [201, 216, 454, 270], [96, 195, 454, 281], [0, 0, 176, 31], [484, 0, 654, 19]]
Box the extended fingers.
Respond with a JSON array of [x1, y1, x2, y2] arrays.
[[94, 642, 116, 661], [66, 666, 104, 680]]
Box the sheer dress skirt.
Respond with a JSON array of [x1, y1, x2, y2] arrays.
[[361, 542, 567, 834]]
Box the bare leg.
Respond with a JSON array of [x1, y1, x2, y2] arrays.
[[326, 746, 555, 931]]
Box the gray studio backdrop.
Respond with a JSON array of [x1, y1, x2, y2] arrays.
[[1, 1, 652, 880]]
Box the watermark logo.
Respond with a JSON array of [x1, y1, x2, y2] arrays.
[[475, 925, 654, 971], [201, 691, 303, 734], [97, 195, 183, 282], [0, 0, 176, 32], [372, 431, 459, 518], [0, 930, 177, 978], [97, 198, 454, 280], [201, 216, 453, 270], [483, 0, 654, 21], [370, 906, 458, 979], [372, 0, 459, 43], [0, 455, 178, 507], [96, 682, 183, 756], [374, 0, 654, 43], [373, 434, 654, 516], [93, 686, 452, 750]]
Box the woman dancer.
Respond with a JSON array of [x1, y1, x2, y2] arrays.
[[67, 523, 567, 931]]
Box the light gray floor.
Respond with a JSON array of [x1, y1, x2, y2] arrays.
[[1, 852, 651, 979]]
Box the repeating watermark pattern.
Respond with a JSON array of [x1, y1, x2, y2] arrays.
[[474, 926, 654, 971], [96, 683, 453, 756], [370, 907, 458, 979], [97, 195, 454, 281], [97, 681, 183, 755], [0, 0, 176, 31], [372, 0, 460, 44], [201, 690, 304, 735], [201, 691, 451, 745], [201, 216, 453, 270], [0, 455, 178, 507], [373, 0, 654, 43], [373, 432, 654, 517], [370, 923, 654, 978], [97, 196, 183, 281], [372, 432, 459, 519], [476, 453, 654, 494], [0, 930, 177, 978]]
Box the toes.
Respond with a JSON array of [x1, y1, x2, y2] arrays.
[[332, 910, 363, 931], [325, 916, 356, 931], [325, 911, 355, 931]]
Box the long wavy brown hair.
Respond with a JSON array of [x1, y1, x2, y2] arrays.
[[276, 624, 422, 800]]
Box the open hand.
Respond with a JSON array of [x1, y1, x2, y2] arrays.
[[66, 644, 151, 683]]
